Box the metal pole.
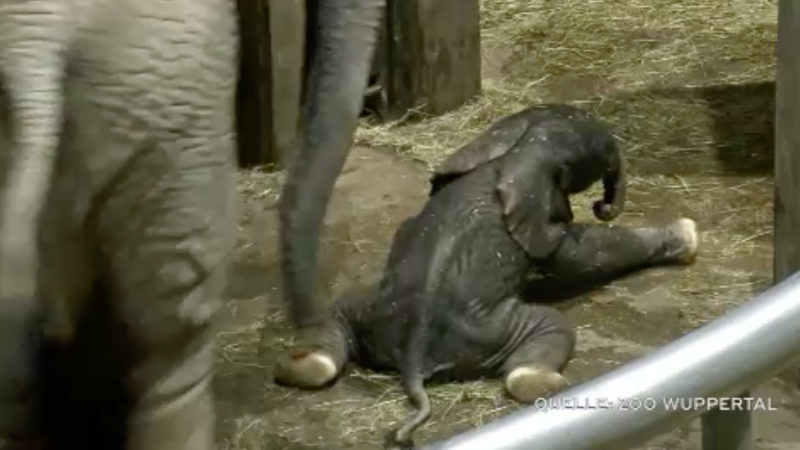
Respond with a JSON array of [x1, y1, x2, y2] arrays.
[[701, 391, 753, 450], [425, 272, 800, 450]]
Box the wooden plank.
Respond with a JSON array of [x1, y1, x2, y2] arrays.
[[235, 0, 273, 167], [775, 0, 800, 282], [415, 0, 482, 115], [235, 0, 305, 167], [382, 0, 417, 119], [381, 0, 481, 119]]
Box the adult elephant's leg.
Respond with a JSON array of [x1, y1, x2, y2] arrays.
[[34, 162, 107, 448], [273, 292, 366, 388], [277, 0, 384, 395], [273, 318, 351, 388], [0, 76, 40, 447], [96, 148, 237, 450], [0, 297, 42, 445], [539, 218, 699, 284], [279, 0, 384, 328], [0, 121, 100, 446], [38, 282, 133, 449]]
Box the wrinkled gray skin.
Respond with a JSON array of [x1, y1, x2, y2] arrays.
[[278, 0, 385, 344], [0, 0, 383, 448], [275, 105, 700, 448]]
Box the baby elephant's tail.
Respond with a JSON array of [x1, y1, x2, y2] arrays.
[[385, 372, 431, 449]]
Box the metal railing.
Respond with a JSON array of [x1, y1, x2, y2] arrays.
[[425, 271, 800, 450]]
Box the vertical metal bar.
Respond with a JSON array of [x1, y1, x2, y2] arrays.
[[701, 391, 754, 450]]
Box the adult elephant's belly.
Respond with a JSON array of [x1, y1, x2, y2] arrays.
[[45, 0, 238, 231]]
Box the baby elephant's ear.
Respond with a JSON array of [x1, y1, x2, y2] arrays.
[[496, 159, 568, 260], [430, 113, 530, 194]]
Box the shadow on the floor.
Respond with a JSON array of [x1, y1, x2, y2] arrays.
[[648, 81, 775, 175]]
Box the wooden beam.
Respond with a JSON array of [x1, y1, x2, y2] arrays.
[[775, 0, 800, 282], [235, 0, 305, 168], [380, 0, 481, 119], [235, 0, 272, 167]]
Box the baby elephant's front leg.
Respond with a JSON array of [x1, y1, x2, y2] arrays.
[[542, 218, 699, 282], [501, 304, 575, 403]]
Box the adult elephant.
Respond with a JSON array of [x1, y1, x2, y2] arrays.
[[0, 0, 383, 449]]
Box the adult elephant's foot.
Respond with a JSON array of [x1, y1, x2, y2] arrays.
[[274, 320, 351, 389], [665, 218, 699, 265], [127, 372, 216, 450], [274, 349, 340, 388], [504, 365, 570, 403]]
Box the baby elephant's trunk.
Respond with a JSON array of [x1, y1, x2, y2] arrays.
[[593, 149, 626, 222]]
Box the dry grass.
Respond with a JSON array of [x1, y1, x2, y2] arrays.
[[220, 1, 787, 448], [355, 0, 776, 171]]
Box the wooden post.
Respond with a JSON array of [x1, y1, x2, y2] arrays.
[[377, 0, 482, 119], [775, 0, 800, 283], [235, 0, 305, 168], [775, 0, 800, 390], [235, 0, 272, 167]]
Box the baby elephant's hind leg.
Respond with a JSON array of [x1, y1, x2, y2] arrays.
[[502, 305, 575, 403]]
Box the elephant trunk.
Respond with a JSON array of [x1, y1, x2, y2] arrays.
[[593, 153, 626, 222], [279, 0, 384, 328]]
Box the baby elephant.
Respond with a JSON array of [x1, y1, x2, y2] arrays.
[[274, 104, 699, 448]]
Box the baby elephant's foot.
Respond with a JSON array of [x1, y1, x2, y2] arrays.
[[274, 350, 340, 389], [665, 218, 699, 264], [504, 365, 569, 403]]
